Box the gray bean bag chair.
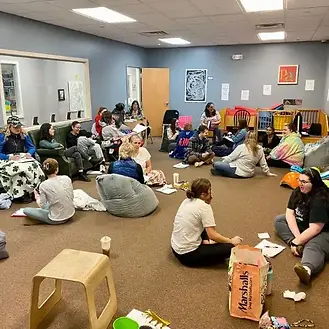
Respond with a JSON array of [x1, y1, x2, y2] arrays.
[[96, 174, 159, 218], [0, 231, 9, 260]]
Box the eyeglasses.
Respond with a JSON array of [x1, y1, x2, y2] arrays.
[[298, 179, 311, 185]]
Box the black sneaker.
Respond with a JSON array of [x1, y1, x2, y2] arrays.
[[78, 173, 91, 182]]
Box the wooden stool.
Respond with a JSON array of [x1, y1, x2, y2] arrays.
[[30, 249, 117, 329]]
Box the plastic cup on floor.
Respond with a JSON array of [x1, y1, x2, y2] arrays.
[[113, 317, 139, 329]]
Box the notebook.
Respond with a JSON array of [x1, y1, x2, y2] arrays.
[[133, 124, 147, 134]]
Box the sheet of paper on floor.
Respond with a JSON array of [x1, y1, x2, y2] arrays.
[[173, 163, 189, 169], [255, 239, 285, 258], [11, 208, 27, 217], [127, 309, 171, 329], [283, 290, 306, 302], [156, 185, 177, 195], [258, 232, 270, 239]]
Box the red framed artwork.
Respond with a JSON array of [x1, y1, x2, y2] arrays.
[[278, 65, 299, 85]]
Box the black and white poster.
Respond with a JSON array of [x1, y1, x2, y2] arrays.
[[184, 69, 207, 102]]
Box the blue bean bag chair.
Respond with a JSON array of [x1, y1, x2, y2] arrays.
[[96, 174, 159, 218]]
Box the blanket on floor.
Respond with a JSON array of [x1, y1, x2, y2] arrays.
[[73, 189, 106, 211]]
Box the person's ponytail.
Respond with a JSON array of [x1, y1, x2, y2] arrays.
[[186, 178, 211, 199], [186, 190, 195, 199]]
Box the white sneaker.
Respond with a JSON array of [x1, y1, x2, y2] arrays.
[[100, 164, 106, 173]]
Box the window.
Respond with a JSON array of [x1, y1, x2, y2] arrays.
[[0, 62, 23, 118]]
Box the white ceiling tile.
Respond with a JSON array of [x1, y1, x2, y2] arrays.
[[210, 14, 247, 24], [286, 31, 315, 42], [0, 1, 60, 14], [287, 0, 329, 10], [121, 22, 153, 32], [190, 0, 242, 16], [285, 15, 324, 31], [0, 0, 43, 3], [312, 26, 329, 40], [132, 13, 185, 31], [91, 0, 141, 5], [103, 3, 157, 15], [175, 16, 209, 25], [246, 11, 284, 24], [286, 7, 329, 17], [45, 0, 96, 9], [148, 1, 201, 18], [321, 11, 329, 26]]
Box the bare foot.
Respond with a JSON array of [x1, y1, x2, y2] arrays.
[[202, 240, 211, 245]]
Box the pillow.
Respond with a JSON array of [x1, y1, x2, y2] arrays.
[[0, 231, 9, 260], [96, 174, 159, 218]]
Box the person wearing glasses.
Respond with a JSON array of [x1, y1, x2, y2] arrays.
[[275, 168, 329, 285]]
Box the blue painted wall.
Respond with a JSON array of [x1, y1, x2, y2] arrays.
[[148, 43, 328, 128], [0, 11, 147, 126]]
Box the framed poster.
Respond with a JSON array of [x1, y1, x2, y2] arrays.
[[185, 69, 207, 102], [278, 65, 299, 85]]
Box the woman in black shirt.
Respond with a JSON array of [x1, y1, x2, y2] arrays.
[[275, 168, 329, 284], [262, 126, 280, 155]]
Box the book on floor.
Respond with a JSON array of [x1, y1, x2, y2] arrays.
[[156, 185, 177, 195]]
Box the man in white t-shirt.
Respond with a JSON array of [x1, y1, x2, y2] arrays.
[[171, 178, 243, 267]]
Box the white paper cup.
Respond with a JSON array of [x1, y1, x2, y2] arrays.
[[100, 236, 111, 257]]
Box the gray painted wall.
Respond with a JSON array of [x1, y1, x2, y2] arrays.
[[324, 47, 329, 113], [0, 11, 147, 126], [148, 43, 328, 128]]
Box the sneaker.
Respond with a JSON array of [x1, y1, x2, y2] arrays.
[[100, 164, 106, 173], [294, 263, 311, 285], [78, 172, 91, 182]]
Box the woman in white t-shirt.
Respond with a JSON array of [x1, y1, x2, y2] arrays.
[[23, 158, 75, 224], [171, 178, 243, 267], [129, 134, 166, 186]]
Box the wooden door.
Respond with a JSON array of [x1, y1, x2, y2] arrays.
[[142, 68, 169, 136]]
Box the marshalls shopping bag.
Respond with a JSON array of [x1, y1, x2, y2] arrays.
[[228, 245, 269, 321]]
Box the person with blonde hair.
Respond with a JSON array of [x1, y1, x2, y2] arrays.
[[129, 134, 166, 186], [0, 116, 44, 202], [107, 141, 145, 184], [211, 131, 277, 178], [23, 158, 74, 224]]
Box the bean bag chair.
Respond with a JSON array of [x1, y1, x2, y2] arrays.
[[96, 174, 159, 218], [0, 231, 9, 260]]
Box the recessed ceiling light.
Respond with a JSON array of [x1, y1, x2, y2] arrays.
[[239, 0, 283, 12], [72, 7, 136, 24], [158, 38, 190, 45], [258, 31, 286, 41]]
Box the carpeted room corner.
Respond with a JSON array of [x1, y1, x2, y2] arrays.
[[1, 141, 329, 329]]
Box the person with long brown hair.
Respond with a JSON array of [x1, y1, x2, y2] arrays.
[[212, 131, 277, 178], [275, 168, 329, 284], [94, 106, 108, 136], [23, 158, 74, 224], [171, 178, 243, 267]]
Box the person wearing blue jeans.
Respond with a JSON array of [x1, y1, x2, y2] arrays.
[[211, 161, 242, 178], [23, 158, 75, 225]]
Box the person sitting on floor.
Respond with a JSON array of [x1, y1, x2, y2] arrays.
[[67, 121, 106, 172], [212, 119, 249, 157], [184, 125, 215, 167], [39, 123, 91, 182], [211, 131, 277, 179], [23, 158, 74, 225], [262, 126, 280, 155], [171, 178, 243, 267], [129, 134, 166, 186], [267, 123, 304, 168], [108, 141, 144, 184], [200, 102, 221, 144], [274, 168, 329, 285], [167, 118, 181, 153], [0, 116, 44, 203], [169, 123, 194, 159]]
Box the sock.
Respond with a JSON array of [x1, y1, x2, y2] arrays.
[[303, 265, 311, 275]]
